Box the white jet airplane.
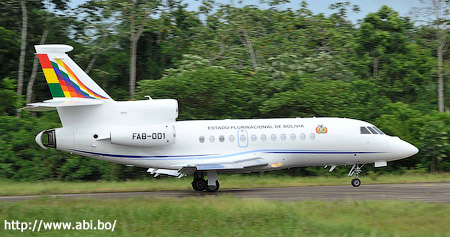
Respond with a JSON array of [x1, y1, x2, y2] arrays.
[[25, 45, 419, 192]]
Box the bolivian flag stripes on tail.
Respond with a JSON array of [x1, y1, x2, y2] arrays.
[[37, 54, 107, 99]]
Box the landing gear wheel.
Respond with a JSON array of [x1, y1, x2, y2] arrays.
[[205, 180, 220, 192], [348, 164, 364, 187], [351, 178, 361, 187], [192, 178, 206, 191]]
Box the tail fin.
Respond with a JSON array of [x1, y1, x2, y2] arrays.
[[35, 44, 111, 100]]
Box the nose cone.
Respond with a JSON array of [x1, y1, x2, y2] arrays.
[[400, 140, 419, 158]]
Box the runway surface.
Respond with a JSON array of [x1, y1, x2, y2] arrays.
[[0, 183, 449, 203]]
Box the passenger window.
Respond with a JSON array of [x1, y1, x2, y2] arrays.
[[367, 127, 378, 134], [240, 134, 246, 142], [209, 135, 215, 142], [261, 134, 267, 141], [271, 134, 276, 141], [290, 133, 296, 141], [373, 126, 385, 135], [360, 127, 371, 134], [310, 133, 315, 140], [251, 134, 257, 142], [199, 136, 205, 143], [229, 135, 235, 142], [300, 133, 306, 140], [281, 134, 286, 141], [219, 135, 225, 142]]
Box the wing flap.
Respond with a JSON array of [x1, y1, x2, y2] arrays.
[[147, 168, 180, 177], [237, 158, 268, 168], [196, 163, 244, 170], [178, 157, 269, 177], [147, 157, 269, 178]]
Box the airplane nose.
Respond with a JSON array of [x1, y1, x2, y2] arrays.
[[402, 140, 419, 158]]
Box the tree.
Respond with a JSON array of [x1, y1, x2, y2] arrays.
[[137, 67, 253, 120], [0, 27, 19, 79], [77, 0, 117, 75], [25, 0, 70, 105], [121, 0, 161, 98], [259, 74, 358, 118], [357, 6, 408, 78], [419, 120, 449, 172], [81, 0, 163, 99], [412, 0, 450, 112], [0, 78, 20, 116], [25, 29, 49, 105], [353, 6, 433, 103], [16, 0, 27, 117]]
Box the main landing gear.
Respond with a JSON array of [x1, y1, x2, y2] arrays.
[[191, 170, 220, 192], [348, 164, 364, 187]]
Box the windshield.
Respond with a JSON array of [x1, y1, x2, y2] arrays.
[[360, 126, 385, 135]]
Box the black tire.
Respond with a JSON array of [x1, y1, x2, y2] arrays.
[[351, 178, 361, 187], [192, 178, 206, 191], [205, 180, 220, 192]]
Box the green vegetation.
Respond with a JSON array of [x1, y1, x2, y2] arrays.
[[0, 196, 449, 236], [0, 1, 449, 181], [2, 3, 448, 236], [0, 172, 449, 196]]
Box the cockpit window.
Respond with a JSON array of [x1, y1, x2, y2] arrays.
[[361, 126, 386, 135], [372, 126, 385, 135], [367, 127, 378, 134], [360, 127, 371, 134]]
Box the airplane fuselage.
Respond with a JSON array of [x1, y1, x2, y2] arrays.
[[49, 113, 417, 172]]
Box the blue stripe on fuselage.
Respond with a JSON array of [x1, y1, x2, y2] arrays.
[[70, 149, 384, 160]]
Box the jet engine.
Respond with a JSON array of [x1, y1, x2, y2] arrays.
[[35, 129, 56, 149]]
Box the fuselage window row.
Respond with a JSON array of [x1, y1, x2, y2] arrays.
[[200, 133, 311, 143], [203, 126, 385, 142]]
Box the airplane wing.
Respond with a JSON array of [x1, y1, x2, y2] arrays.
[[21, 98, 104, 111], [147, 156, 269, 178]]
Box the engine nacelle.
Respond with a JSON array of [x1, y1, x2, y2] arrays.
[[35, 129, 56, 149], [110, 125, 175, 147], [114, 99, 179, 124]]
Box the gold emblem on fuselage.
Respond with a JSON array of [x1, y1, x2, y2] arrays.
[[316, 125, 328, 134]]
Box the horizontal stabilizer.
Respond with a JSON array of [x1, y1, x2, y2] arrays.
[[22, 98, 103, 111]]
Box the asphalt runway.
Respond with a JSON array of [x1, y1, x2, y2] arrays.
[[0, 183, 449, 203]]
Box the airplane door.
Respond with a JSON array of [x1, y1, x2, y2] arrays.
[[237, 130, 248, 148]]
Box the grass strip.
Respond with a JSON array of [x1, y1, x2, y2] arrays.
[[0, 196, 448, 236]]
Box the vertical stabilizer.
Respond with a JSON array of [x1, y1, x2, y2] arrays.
[[35, 44, 111, 100]]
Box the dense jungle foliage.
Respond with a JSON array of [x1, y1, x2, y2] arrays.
[[0, 0, 449, 181]]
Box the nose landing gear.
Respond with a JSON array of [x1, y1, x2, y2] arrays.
[[351, 178, 361, 187], [348, 164, 364, 187]]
